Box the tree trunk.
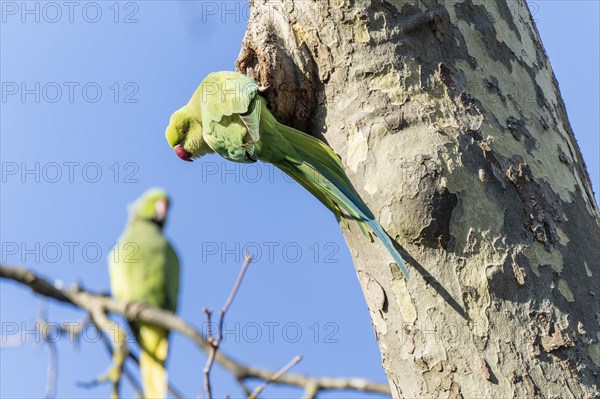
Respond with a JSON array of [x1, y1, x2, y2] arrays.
[[236, 1, 600, 397]]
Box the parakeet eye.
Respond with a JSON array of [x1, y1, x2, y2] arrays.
[[181, 120, 191, 136]]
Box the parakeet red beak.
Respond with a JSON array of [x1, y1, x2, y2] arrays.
[[154, 198, 169, 223], [174, 145, 193, 162]]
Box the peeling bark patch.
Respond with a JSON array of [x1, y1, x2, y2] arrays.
[[555, 228, 570, 246], [484, 76, 506, 104], [448, 381, 462, 399], [495, 0, 521, 41], [510, 373, 539, 397], [584, 261, 593, 277], [529, 312, 575, 358], [458, 277, 490, 337], [589, 337, 600, 368], [390, 154, 461, 243], [328, 0, 345, 8], [476, 357, 493, 381], [454, 0, 516, 72], [505, 160, 533, 185], [390, 266, 417, 323], [505, 158, 564, 247], [346, 124, 369, 172], [557, 279, 575, 303], [478, 168, 487, 183], [439, 62, 458, 93], [359, 271, 389, 335], [352, 14, 371, 43], [416, 188, 458, 250], [366, 274, 387, 311], [512, 261, 526, 286], [506, 116, 538, 153], [369, 65, 408, 105], [540, 322, 575, 352], [524, 241, 564, 274], [558, 146, 571, 165]]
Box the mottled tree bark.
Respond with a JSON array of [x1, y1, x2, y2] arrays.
[[236, 1, 600, 397]]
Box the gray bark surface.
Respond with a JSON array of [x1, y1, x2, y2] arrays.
[[236, 1, 600, 397]]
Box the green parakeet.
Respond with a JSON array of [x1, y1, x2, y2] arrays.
[[109, 188, 180, 398], [165, 71, 408, 278]]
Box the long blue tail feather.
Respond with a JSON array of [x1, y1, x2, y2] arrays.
[[323, 176, 410, 278], [292, 146, 410, 278]]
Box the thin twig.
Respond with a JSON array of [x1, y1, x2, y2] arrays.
[[44, 340, 58, 398], [203, 308, 214, 344], [236, 378, 253, 397], [203, 308, 215, 399], [38, 300, 58, 399], [204, 254, 253, 399], [217, 254, 253, 344], [203, 345, 217, 399], [249, 355, 303, 399]]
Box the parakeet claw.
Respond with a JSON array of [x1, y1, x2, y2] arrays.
[[78, 363, 121, 388], [126, 300, 149, 318], [79, 361, 124, 399]]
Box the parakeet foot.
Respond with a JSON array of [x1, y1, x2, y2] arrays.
[[126, 300, 149, 318], [77, 362, 122, 390], [78, 346, 127, 399]]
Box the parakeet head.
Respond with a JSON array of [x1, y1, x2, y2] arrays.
[[129, 187, 170, 228], [165, 106, 206, 162]]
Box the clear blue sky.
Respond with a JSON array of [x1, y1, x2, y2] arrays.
[[1, 1, 598, 398]]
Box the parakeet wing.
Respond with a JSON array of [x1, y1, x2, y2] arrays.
[[203, 115, 258, 163], [199, 71, 261, 141], [109, 222, 179, 312]]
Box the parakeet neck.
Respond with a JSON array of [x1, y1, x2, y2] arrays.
[[131, 216, 165, 231]]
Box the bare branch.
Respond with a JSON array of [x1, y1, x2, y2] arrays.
[[204, 254, 252, 399], [38, 302, 58, 399], [1, 264, 391, 397], [217, 254, 252, 344], [203, 308, 215, 399], [44, 340, 58, 399], [1, 265, 71, 302], [235, 378, 253, 397], [249, 355, 302, 399]]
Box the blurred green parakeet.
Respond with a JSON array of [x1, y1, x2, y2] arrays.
[[109, 188, 180, 398], [165, 71, 408, 278]]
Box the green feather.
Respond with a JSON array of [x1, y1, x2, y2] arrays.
[[108, 188, 180, 398]]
